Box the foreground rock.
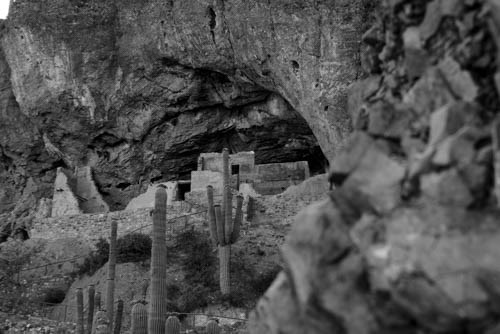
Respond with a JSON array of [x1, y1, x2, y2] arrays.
[[250, 0, 500, 333]]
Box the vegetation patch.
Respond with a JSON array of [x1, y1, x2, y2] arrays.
[[75, 233, 152, 277], [166, 229, 281, 314], [41, 287, 67, 305]]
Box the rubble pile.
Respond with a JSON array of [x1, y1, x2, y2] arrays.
[[250, 0, 500, 333]]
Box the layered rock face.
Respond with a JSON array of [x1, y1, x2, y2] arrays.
[[250, 0, 500, 333], [0, 0, 373, 227]]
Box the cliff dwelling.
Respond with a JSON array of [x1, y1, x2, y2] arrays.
[[50, 151, 310, 217], [190, 151, 310, 196]]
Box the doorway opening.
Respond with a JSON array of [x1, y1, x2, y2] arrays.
[[177, 181, 191, 201]]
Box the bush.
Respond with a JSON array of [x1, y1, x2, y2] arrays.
[[42, 287, 66, 305], [176, 284, 212, 313], [0, 238, 44, 313], [116, 233, 151, 263], [250, 266, 282, 295], [75, 233, 152, 277], [176, 230, 217, 289], [75, 238, 108, 277], [167, 230, 218, 313]]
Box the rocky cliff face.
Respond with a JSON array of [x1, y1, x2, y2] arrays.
[[0, 0, 374, 229]]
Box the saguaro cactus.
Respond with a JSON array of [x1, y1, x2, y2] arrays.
[[95, 291, 101, 311], [165, 316, 181, 334], [113, 299, 124, 334], [131, 303, 148, 334], [106, 217, 118, 328], [206, 148, 244, 295], [148, 186, 168, 334], [76, 288, 84, 334], [206, 320, 221, 334], [87, 285, 95, 334]]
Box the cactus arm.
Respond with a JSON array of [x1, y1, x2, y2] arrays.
[[224, 185, 233, 244], [106, 218, 117, 328], [207, 185, 218, 246], [112, 299, 123, 334], [165, 316, 181, 334], [148, 186, 168, 334], [221, 148, 229, 226], [95, 292, 101, 311], [131, 303, 147, 334], [87, 285, 95, 334], [76, 288, 84, 334], [246, 197, 255, 222], [206, 320, 221, 334], [141, 278, 148, 302], [231, 194, 243, 244], [214, 205, 225, 246]]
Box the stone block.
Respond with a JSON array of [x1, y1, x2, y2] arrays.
[[421, 168, 474, 206], [403, 67, 456, 116], [342, 141, 405, 212], [367, 100, 413, 139], [329, 132, 375, 186], [438, 57, 478, 102]]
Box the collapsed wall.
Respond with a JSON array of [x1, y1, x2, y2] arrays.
[[250, 1, 500, 333], [51, 167, 109, 217]]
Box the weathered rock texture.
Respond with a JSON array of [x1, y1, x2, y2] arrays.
[[0, 0, 374, 236], [250, 0, 500, 333]]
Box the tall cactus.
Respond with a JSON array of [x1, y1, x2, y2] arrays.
[[87, 285, 95, 334], [206, 148, 244, 295], [165, 316, 181, 334], [95, 291, 101, 311], [113, 299, 123, 334], [76, 288, 84, 334], [106, 217, 118, 328], [206, 320, 221, 334], [148, 186, 168, 334], [131, 303, 147, 334]]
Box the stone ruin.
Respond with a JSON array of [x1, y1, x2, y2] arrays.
[[51, 166, 109, 217], [48, 151, 310, 217], [190, 151, 310, 196]]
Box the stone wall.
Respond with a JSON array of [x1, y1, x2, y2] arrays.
[[254, 161, 310, 195], [199, 151, 255, 174], [32, 201, 206, 245], [125, 181, 179, 210], [190, 170, 224, 194]]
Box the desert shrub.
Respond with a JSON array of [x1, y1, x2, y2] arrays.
[[176, 284, 212, 314], [250, 265, 282, 295], [167, 230, 217, 313], [0, 238, 44, 313], [116, 233, 151, 263], [166, 283, 181, 300], [176, 230, 217, 289], [76, 233, 152, 277], [75, 237, 109, 277], [41, 287, 67, 304], [229, 257, 282, 308]]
